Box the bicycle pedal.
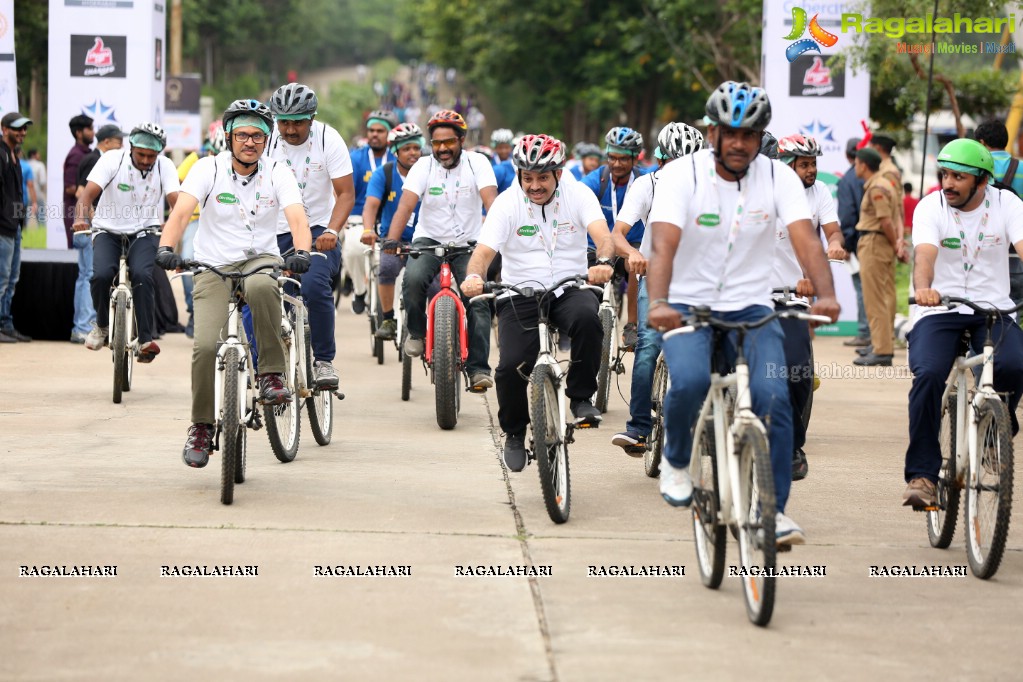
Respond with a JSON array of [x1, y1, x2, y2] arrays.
[[333, 391, 346, 400], [574, 418, 600, 429], [912, 505, 940, 512], [466, 386, 488, 394]]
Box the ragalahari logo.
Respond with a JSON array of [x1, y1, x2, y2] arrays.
[[784, 7, 839, 62], [84, 37, 115, 75]]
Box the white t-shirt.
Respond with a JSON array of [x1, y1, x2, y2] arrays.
[[181, 152, 304, 267], [912, 187, 1023, 318], [618, 172, 658, 258], [268, 120, 352, 232], [772, 180, 838, 288], [647, 149, 811, 311], [87, 149, 179, 232], [402, 150, 497, 244], [478, 180, 604, 290]]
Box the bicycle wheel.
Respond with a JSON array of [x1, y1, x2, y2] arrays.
[[433, 295, 459, 430], [304, 326, 333, 446], [965, 398, 1014, 579], [264, 360, 301, 463], [111, 291, 128, 404], [400, 322, 412, 402], [530, 363, 571, 524], [927, 391, 960, 549], [646, 353, 668, 478], [692, 418, 726, 589], [234, 419, 247, 484], [735, 426, 776, 627], [220, 347, 242, 505], [800, 344, 813, 434], [594, 306, 615, 413]]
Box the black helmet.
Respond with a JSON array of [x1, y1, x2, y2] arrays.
[[223, 99, 273, 133]]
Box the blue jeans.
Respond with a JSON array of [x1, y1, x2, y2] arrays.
[[181, 219, 199, 314], [73, 232, 96, 335], [277, 226, 341, 363], [625, 278, 662, 435], [851, 271, 869, 338], [661, 304, 794, 513], [0, 229, 22, 330]]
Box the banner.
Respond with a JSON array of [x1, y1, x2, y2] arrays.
[[165, 74, 202, 150], [0, 0, 17, 116], [762, 1, 870, 335], [44, 0, 166, 249]]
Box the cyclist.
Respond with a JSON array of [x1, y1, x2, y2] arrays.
[[346, 109, 398, 314], [609, 122, 704, 455], [490, 128, 516, 193], [72, 123, 180, 360], [384, 109, 498, 391], [462, 134, 615, 470], [156, 99, 312, 469], [582, 126, 648, 352], [267, 82, 354, 390], [774, 133, 847, 481], [570, 143, 604, 181], [361, 122, 425, 340], [646, 81, 839, 546], [903, 138, 1023, 507]]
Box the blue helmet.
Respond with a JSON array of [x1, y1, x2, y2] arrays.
[[605, 126, 644, 155], [705, 81, 772, 131]]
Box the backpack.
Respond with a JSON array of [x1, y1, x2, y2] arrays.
[[992, 157, 1020, 197], [597, 164, 642, 202]]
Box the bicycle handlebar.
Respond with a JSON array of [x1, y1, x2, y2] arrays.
[[468, 274, 602, 304], [908, 296, 1023, 317], [402, 240, 477, 259], [181, 260, 281, 281], [662, 308, 831, 340], [77, 226, 161, 238]]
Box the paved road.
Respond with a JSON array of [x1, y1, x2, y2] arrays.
[[2, 301, 1021, 681]]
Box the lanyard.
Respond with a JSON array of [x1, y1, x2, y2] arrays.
[[232, 163, 264, 243], [128, 159, 158, 219], [368, 148, 389, 173], [950, 198, 990, 293], [438, 163, 464, 238], [524, 187, 562, 266], [283, 132, 314, 191], [704, 154, 750, 293], [609, 171, 634, 221]]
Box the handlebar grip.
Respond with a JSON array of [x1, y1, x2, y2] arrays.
[[908, 297, 916, 305]]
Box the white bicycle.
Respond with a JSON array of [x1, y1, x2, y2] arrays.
[[594, 274, 625, 413]]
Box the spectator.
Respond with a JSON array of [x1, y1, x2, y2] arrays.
[[26, 149, 45, 224], [0, 111, 32, 343], [76, 125, 124, 199], [902, 182, 919, 234], [837, 138, 869, 347], [869, 133, 905, 233], [64, 114, 95, 343], [19, 156, 37, 227], [975, 118, 1023, 304]]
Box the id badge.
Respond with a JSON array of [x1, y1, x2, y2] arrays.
[[243, 247, 258, 258]]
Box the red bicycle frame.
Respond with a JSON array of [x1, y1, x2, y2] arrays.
[[424, 260, 469, 366]]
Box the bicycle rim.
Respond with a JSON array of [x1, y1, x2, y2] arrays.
[[646, 354, 667, 478], [305, 326, 333, 445], [966, 398, 1014, 579], [594, 307, 614, 413], [265, 362, 300, 463], [927, 392, 960, 549], [736, 427, 776, 627], [112, 291, 127, 404], [531, 364, 570, 524], [692, 420, 725, 589]]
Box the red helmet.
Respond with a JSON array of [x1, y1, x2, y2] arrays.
[[512, 134, 566, 173], [778, 133, 822, 159], [427, 109, 467, 135]]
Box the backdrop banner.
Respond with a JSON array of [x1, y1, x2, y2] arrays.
[[0, 0, 18, 116]]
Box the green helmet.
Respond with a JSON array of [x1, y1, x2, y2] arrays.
[[937, 138, 994, 178]]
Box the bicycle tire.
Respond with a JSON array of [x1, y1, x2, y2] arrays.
[[111, 291, 128, 404], [400, 323, 412, 401], [234, 421, 247, 484], [433, 295, 459, 430], [646, 353, 668, 478], [927, 391, 960, 549], [965, 397, 1014, 579], [595, 306, 615, 413], [264, 360, 301, 463], [530, 363, 571, 524], [692, 418, 726, 589], [304, 326, 333, 446], [220, 347, 241, 505], [800, 344, 813, 434], [122, 340, 133, 392], [736, 426, 776, 627]]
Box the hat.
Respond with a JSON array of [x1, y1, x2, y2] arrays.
[[96, 124, 124, 142], [856, 147, 882, 165], [845, 138, 861, 156], [870, 134, 896, 153], [2, 112, 32, 129]]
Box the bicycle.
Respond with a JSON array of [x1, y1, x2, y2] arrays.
[[365, 240, 386, 365], [333, 215, 364, 310], [472, 275, 603, 524], [771, 285, 815, 436], [666, 305, 828, 627], [910, 296, 1018, 579], [594, 272, 627, 414]]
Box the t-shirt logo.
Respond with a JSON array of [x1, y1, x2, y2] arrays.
[[517, 225, 538, 237], [941, 237, 961, 249], [428, 187, 444, 196], [117, 183, 131, 192], [216, 193, 239, 205], [696, 213, 720, 227]]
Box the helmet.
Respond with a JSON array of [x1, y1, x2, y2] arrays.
[[270, 83, 318, 118], [578, 142, 604, 159], [366, 109, 400, 129], [937, 138, 994, 178], [427, 109, 468, 135], [705, 81, 772, 131], [207, 120, 227, 153], [656, 122, 704, 159], [223, 99, 273, 133], [605, 126, 643, 155], [473, 145, 495, 161], [759, 131, 779, 159], [778, 134, 822, 161], [128, 122, 167, 152], [512, 134, 567, 173], [388, 122, 425, 151], [490, 128, 514, 147]]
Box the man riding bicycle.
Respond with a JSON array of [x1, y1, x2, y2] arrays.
[[73, 122, 180, 361], [462, 134, 614, 470], [903, 138, 1023, 508], [646, 81, 839, 546], [267, 82, 355, 390], [157, 99, 312, 469], [384, 109, 498, 391]]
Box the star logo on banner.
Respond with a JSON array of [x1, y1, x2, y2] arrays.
[[800, 119, 836, 143], [81, 100, 119, 124]]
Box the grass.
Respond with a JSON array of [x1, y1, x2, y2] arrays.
[[21, 226, 47, 249], [896, 261, 910, 317]]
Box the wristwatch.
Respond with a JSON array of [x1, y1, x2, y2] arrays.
[[595, 257, 613, 266]]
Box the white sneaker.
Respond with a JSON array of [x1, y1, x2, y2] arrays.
[[85, 326, 108, 351], [404, 337, 424, 357], [659, 461, 693, 507], [775, 512, 806, 546]]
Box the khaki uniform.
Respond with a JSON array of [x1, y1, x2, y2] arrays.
[[856, 173, 900, 355], [879, 157, 905, 230]]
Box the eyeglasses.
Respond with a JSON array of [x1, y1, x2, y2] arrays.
[[233, 132, 266, 144], [431, 138, 459, 149], [606, 154, 634, 165]]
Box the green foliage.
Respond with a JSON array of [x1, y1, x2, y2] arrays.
[[317, 81, 381, 144]]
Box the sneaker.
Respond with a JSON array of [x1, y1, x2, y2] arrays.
[[70, 330, 88, 345], [659, 461, 693, 507], [853, 352, 893, 367], [374, 318, 397, 340], [85, 326, 108, 351], [503, 433, 527, 472], [792, 448, 808, 481], [0, 331, 15, 344], [137, 341, 161, 363], [570, 398, 602, 425], [775, 512, 807, 546], [470, 372, 494, 391], [351, 294, 366, 315], [611, 430, 647, 457], [1, 327, 30, 342], [339, 275, 354, 297], [182, 423, 214, 468], [313, 360, 340, 390], [622, 322, 638, 350], [902, 477, 937, 508], [257, 372, 292, 405], [404, 336, 424, 357], [843, 335, 871, 347]]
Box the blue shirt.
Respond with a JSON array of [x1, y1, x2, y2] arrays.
[[570, 165, 584, 181], [350, 146, 395, 215], [493, 159, 515, 194], [366, 162, 419, 242], [19, 159, 32, 204], [581, 165, 648, 246], [990, 150, 1023, 196]]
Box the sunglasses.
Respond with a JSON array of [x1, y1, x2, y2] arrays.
[[431, 138, 459, 149]]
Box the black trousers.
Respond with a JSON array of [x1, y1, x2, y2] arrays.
[[777, 304, 813, 451], [495, 288, 602, 436], [90, 232, 158, 343]]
